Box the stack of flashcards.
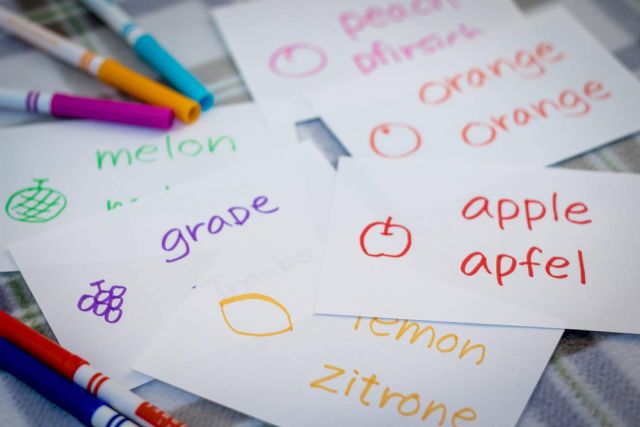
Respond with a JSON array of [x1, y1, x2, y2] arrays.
[[1, 1, 640, 426]]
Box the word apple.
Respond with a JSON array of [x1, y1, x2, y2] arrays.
[[369, 122, 422, 158], [461, 192, 592, 231], [268, 42, 328, 79], [360, 216, 412, 258]]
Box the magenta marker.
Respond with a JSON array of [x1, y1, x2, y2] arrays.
[[0, 88, 174, 129]]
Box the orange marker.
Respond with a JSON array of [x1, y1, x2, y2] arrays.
[[0, 5, 200, 123]]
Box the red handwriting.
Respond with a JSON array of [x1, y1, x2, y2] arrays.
[[461, 193, 592, 231], [339, 0, 461, 41], [370, 122, 422, 158], [360, 216, 412, 258], [460, 246, 587, 286], [353, 23, 480, 75], [419, 42, 565, 105], [461, 80, 611, 147]]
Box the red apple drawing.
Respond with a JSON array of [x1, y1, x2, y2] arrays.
[[359, 216, 412, 258], [369, 122, 422, 158], [268, 42, 328, 79]]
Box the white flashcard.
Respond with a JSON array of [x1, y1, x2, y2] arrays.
[[135, 218, 561, 427], [316, 158, 640, 334], [10, 143, 332, 388], [0, 103, 295, 271], [307, 8, 640, 164], [212, 0, 522, 122]]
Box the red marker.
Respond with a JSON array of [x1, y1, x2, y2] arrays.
[[0, 310, 186, 427]]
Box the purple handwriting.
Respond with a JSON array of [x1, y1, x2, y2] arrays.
[[161, 195, 280, 263], [77, 280, 127, 324]]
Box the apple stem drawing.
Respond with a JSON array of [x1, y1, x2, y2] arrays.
[[359, 216, 412, 258]]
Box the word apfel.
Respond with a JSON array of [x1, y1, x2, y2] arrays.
[[460, 246, 587, 287]]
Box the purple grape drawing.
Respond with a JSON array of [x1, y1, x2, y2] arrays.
[[77, 280, 127, 324]]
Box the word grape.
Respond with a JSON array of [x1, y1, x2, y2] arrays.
[[160, 195, 279, 263]]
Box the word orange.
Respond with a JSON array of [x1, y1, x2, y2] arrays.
[[462, 192, 592, 231], [310, 362, 477, 425], [461, 80, 611, 147], [460, 246, 587, 286], [419, 42, 565, 105]]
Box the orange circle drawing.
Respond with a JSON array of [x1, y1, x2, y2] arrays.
[[369, 123, 422, 158]]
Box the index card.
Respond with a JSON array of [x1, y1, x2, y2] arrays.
[[135, 209, 562, 427], [307, 8, 640, 165], [212, 0, 522, 122], [10, 143, 330, 388], [0, 103, 295, 271], [316, 158, 640, 334]]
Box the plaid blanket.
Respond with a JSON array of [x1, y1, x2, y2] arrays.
[[1, 0, 640, 426]]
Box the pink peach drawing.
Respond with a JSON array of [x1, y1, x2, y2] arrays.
[[268, 42, 328, 79]]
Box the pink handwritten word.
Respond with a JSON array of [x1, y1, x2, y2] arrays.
[[77, 280, 126, 324], [370, 122, 422, 158], [340, 0, 462, 41], [268, 43, 328, 79], [353, 23, 480, 75]]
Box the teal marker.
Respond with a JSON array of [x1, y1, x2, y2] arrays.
[[82, 0, 214, 110]]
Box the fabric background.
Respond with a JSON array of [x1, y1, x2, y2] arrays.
[[1, 0, 639, 426]]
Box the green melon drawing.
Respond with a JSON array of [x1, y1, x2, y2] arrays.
[[5, 179, 67, 223]]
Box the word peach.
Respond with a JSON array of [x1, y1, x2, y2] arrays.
[[339, 0, 460, 41]]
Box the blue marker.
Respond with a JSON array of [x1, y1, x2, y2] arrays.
[[81, 0, 214, 111], [0, 338, 138, 427]]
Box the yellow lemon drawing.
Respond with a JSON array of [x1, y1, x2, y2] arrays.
[[219, 293, 293, 337]]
